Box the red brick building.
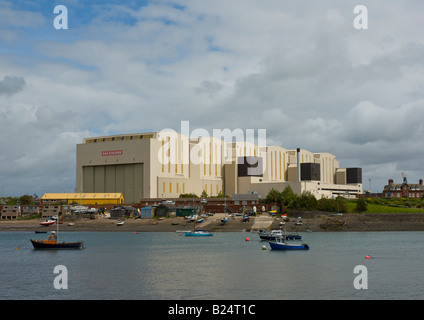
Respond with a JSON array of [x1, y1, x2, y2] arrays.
[[383, 179, 424, 198]]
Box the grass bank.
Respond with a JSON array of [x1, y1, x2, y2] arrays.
[[345, 200, 424, 214]]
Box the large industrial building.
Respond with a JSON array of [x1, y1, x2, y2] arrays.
[[76, 131, 362, 203]]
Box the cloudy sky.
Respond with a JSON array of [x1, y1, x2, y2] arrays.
[[1, 0, 423, 197]]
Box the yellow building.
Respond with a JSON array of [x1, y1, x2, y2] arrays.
[[41, 193, 124, 205]]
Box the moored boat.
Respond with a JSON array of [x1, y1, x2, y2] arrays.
[[184, 216, 213, 236], [30, 231, 83, 249], [259, 229, 301, 241], [40, 219, 56, 226], [268, 226, 309, 250], [269, 237, 309, 250], [184, 230, 213, 237]]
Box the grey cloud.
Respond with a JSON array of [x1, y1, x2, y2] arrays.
[[195, 80, 223, 97], [0, 76, 26, 96]]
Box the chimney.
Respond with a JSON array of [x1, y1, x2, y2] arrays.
[[388, 179, 393, 185], [297, 148, 301, 182], [420, 179, 423, 186]]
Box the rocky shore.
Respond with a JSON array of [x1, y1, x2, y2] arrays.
[[2, 212, 424, 232]]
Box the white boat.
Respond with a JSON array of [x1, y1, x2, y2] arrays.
[[40, 219, 56, 226], [259, 229, 301, 240], [70, 206, 89, 214], [186, 214, 198, 221], [184, 230, 213, 237], [259, 229, 283, 240], [295, 217, 303, 225], [117, 221, 125, 226], [184, 216, 213, 237]]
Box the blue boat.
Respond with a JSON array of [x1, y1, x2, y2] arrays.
[[269, 238, 309, 250], [184, 230, 213, 237], [184, 215, 213, 237], [268, 226, 309, 250]]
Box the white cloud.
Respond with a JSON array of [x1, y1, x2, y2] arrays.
[[1, 0, 424, 195]]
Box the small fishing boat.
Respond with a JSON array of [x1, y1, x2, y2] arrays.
[[268, 226, 309, 250], [117, 221, 125, 226], [31, 217, 83, 250], [295, 217, 303, 225], [258, 229, 301, 241], [242, 214, 250, 222], [184, 230, 213, 237], [30, 231, 83, 249], [269, 237, 309, 250], [40, 219, 56, 226], [221, 216, 229, 224], [184, 216, 213, 237]]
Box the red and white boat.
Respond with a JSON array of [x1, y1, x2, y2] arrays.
[[40, 219, 56, 226]]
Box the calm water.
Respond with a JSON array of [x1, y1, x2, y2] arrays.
[[1, 231, 423, 300]]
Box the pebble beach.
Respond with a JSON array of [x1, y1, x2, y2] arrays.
[[2, 212, 424, 233]]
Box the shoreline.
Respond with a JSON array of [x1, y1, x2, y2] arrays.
[[2, 212, 424, 232]]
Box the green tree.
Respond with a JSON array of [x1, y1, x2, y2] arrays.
[[335, 196, 348, 213], [19, 194, 34, 205], [299, 191, 318, 210], [179, 193, 199, 198], [280, 186, 297, 207], [265, 188, 282, 203], [317, 197, 338, 212], [201, 190, 208, 198], [356, 198, 367, 213], [216, 190, 230, 198]]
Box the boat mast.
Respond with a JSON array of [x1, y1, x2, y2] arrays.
[[56, 214, 59, 243]]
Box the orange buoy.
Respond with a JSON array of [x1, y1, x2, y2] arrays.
[[365, 255, 370, 259], [245, 237, 250, 242]]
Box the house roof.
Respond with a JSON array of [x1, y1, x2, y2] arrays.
[[383, 183, 424, 191], [41, 193, 124, 200]]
